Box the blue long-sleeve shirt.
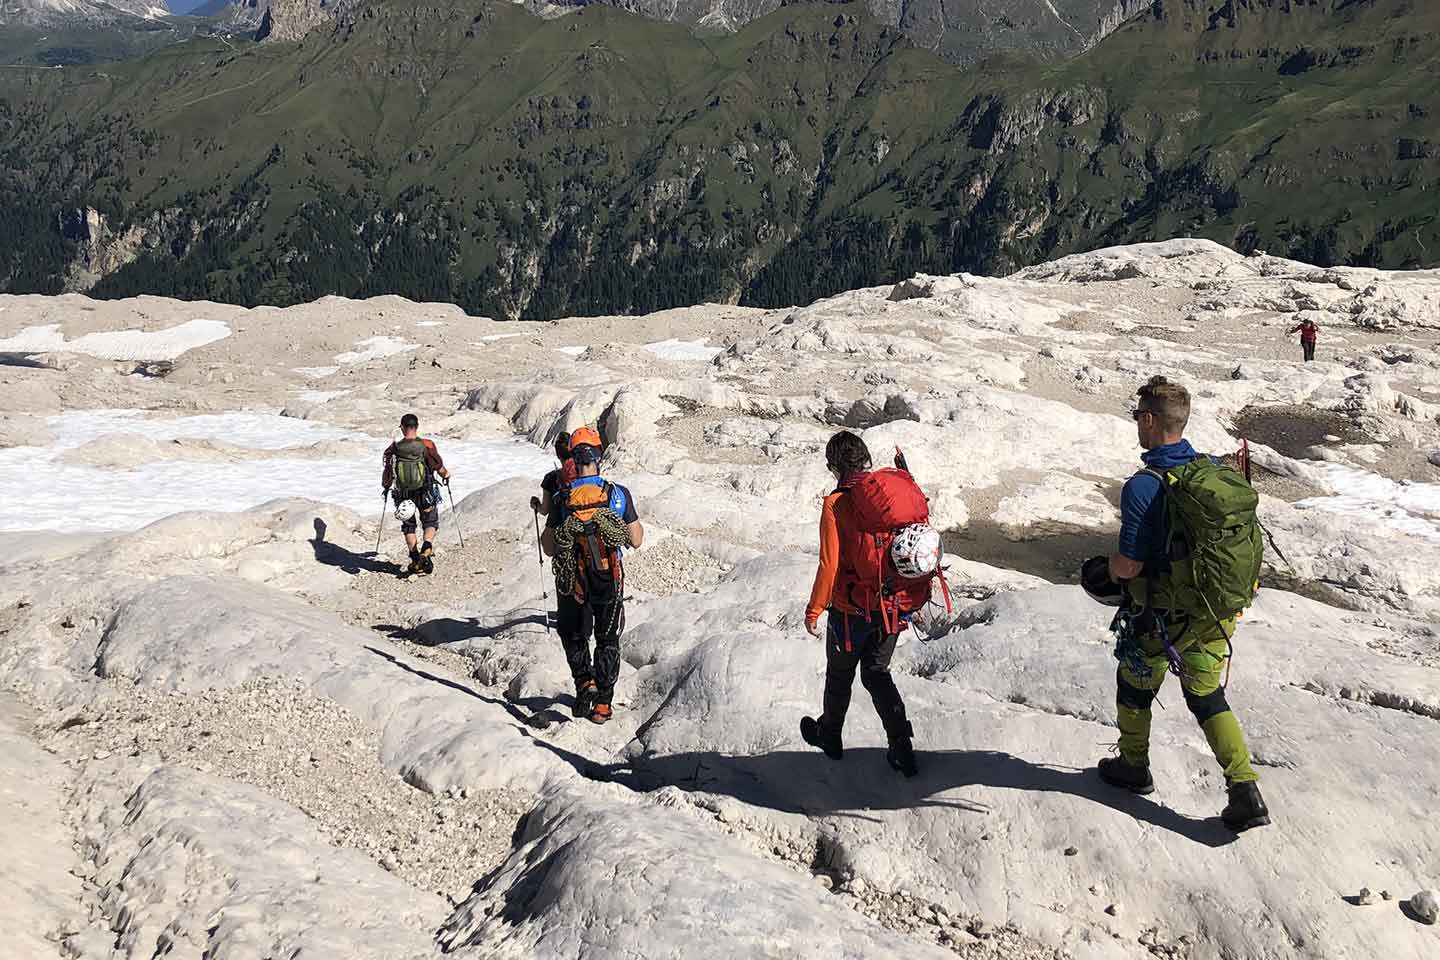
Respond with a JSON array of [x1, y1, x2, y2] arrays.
[[1118, 440, 1201, 564]]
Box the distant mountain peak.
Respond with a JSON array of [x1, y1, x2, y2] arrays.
[[0, 0, 172, 25]]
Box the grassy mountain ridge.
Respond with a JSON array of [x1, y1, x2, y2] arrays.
[[1, 0, 1437, 317]]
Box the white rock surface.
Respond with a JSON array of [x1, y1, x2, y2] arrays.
[[0, 696, 83, 960], [4, 243, 1440, 959]]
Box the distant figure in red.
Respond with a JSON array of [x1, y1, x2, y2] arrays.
[[1287, 317, 1319, 362]]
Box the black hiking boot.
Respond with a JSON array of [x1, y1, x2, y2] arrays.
[[1221, 781, 1270, 832], [1097, 755, 1155, 795], [886, 723, 918, 779], [800, 716, 843, 760], [406, 552, 422, 577], [573, 680, 598, 719]]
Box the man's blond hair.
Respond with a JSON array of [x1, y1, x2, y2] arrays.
[[1136, 376, 1190, 434]]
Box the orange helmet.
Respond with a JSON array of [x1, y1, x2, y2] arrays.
[[568, 425, 602, 450]]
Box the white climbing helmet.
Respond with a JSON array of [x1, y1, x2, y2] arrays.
[[394, 499, 417, 522], [891, 523, 941, 579]]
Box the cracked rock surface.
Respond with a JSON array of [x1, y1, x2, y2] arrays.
[[3, 240, 1440, 958]]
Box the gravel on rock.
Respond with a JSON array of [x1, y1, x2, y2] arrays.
[[46, 677, 531, 903]]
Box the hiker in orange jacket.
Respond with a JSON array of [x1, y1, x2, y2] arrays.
[[800, 431, 918, 777]]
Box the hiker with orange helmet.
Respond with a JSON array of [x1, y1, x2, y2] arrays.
[[540, 426, 644, 724], [800, 431, 946, 778]]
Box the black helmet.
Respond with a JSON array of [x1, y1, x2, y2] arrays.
[[1080, 555, 1125, 607]]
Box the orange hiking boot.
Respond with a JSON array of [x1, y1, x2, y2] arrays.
[[589, 702, 613, 725]]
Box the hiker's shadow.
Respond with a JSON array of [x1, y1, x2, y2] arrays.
[[593, 748, 1236, 847], [364, 645, 591, 768], [374, 614, 551, 646], [310, 518, 400, 575]]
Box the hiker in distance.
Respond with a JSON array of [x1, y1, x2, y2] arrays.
[[1081, 376, 1270, 831], [381, 413, 450, 576], [800, 431, 946, 778], [540, 426, 643, 724], [1287, 315, 1319, 362], [530, 431, 576, 517]]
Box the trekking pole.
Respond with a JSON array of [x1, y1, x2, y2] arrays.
[[444, 479, 465, 548], [532, 510, 551, 634], [375, 491, 388, 554]]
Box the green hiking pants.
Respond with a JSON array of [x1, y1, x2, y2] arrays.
[[1115, 615, 1258, 785]]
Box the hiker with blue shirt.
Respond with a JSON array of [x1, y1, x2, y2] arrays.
[[1084, 376, 1270, 832], [541, 426, 644, 724]]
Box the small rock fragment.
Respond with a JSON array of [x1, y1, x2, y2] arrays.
[[1357, 887, 1376, 906], [1411, 889, 1439, 924], [1105, 903, 1120, 917], [1064, 845, 1079, 857], [814, 874, 833, 891], [1381, 890, 1393, 901]]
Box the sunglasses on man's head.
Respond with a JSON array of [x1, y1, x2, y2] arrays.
[[1131, 407, 1154, 421]]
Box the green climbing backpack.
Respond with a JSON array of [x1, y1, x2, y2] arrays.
[[392, 438, 430, 493], [1137, 457, 1263, 626]]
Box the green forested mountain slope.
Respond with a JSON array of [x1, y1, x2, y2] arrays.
[[1, 0, 1436, 318]]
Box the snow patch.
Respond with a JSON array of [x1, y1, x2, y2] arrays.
[[1297, 463, 1440, 540], [0, 411, 550, 532], [0, 319, 230, 361], [293, 366, 340, 378], [556, 346, 587, 357], [297, 390, 348, 404], [644, 338, 724, 362], [335, 337, 417, 364]]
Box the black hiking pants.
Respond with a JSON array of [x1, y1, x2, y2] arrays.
[[556, 591, 624, 704], [1302, 341, 1316, 362], [820, 610, 911, 741]]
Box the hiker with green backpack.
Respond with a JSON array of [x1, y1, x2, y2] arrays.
[[381, 413, 450, 576], [1081, 376, 1270, 832]]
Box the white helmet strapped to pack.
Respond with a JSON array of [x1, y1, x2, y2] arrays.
[[890, 523, 942, 579], [394, 499, 418, 522]]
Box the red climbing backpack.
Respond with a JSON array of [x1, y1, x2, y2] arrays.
[[840, 459, 950, 634]]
